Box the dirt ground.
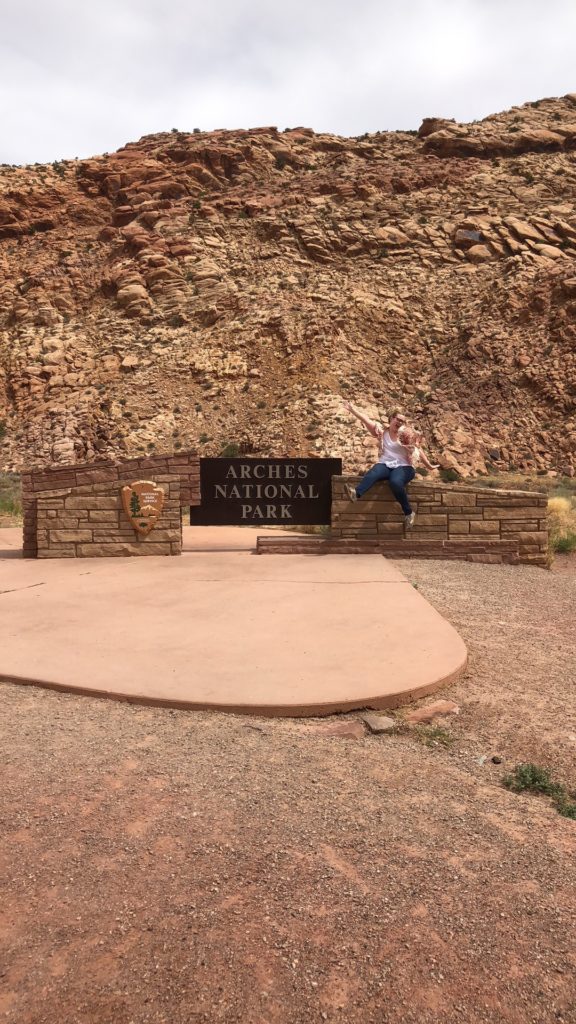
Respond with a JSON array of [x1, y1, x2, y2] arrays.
[[1, 556, 575, 1024]]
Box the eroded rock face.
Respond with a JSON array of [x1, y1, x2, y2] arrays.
[[1, 95, 576, 477]]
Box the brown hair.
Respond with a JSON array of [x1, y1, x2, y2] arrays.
[[388, 409, 407, 424]]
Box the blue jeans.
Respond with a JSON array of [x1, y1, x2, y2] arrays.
[[355, 464, 415, 515]]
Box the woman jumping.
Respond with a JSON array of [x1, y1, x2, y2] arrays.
[[342, 402, 438, 528]]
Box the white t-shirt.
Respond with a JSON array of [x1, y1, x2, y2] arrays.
[[376, 428, 412, 468]]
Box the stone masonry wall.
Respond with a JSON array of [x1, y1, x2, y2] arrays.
[[22, 451, 200, 557], [36, 474, 182, 558], [331, 477, 549, 566]]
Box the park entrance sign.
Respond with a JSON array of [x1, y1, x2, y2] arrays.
[[190, 458, 342, 526], [21, 451, 549, 562]]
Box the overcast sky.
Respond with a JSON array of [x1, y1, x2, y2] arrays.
[[1, 0, 575, 164]]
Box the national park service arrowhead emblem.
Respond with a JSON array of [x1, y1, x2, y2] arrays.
[[121, 480, 165, 536]]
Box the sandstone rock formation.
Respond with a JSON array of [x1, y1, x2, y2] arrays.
[[1, 95, 575, 477]]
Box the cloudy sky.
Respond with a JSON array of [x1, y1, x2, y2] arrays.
[[1, 0, 575, 164]]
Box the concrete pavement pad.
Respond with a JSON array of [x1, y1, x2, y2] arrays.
[[0, 527, 467, 715]]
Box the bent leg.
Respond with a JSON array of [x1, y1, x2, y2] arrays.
[[388, 466, 415, 515], [355, 463, 390, 498]]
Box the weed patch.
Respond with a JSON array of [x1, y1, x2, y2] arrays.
[[395, 722, 454, 748], [502, 763, 576, 819]]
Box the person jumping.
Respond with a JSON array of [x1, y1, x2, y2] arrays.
[[342, 402, 438, 528]]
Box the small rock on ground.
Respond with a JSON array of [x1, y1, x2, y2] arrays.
[[312, 720, 366, 739], [405, 699, 460, 724], [360, 713, 396, 734]]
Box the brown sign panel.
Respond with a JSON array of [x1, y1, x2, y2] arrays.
[[190, 458, 342, 526], [121, 480, 165, 535]]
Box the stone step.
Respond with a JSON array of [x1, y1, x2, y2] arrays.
[[255, 535, 529, 564]]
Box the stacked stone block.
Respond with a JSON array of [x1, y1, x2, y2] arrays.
[[22, 451, 200, 558], [330, 478, 548, 566], [35, 474, 182, 558]]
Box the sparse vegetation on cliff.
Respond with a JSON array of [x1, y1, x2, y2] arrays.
[[1, 94, 576, 475]]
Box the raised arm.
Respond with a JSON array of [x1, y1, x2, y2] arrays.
[[343, 400, 381, 437]]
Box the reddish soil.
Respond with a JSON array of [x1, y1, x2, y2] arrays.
[[1, 557, 575, 1024]]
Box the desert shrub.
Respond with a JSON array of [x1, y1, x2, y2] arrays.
[[547, 495, 576, 553], [439, 467, 461, 483], [219, 442, 240, 457], [0, 472, 22, 516]]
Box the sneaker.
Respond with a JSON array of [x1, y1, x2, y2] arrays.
[[405, 511, 416, 528], [345, 484, 358, 502]]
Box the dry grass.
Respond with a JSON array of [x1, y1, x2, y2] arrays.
[[470, 470, 576, 497], [548, 495, 576, 553]]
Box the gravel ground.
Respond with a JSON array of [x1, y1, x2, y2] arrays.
[[1, 557, 575, 1024]]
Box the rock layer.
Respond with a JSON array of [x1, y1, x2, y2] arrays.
[[1, 95, 576, 477]]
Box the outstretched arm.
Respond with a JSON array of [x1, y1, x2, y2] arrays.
[[418, 449, 440, 471], [343, 400, 380, 437]]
